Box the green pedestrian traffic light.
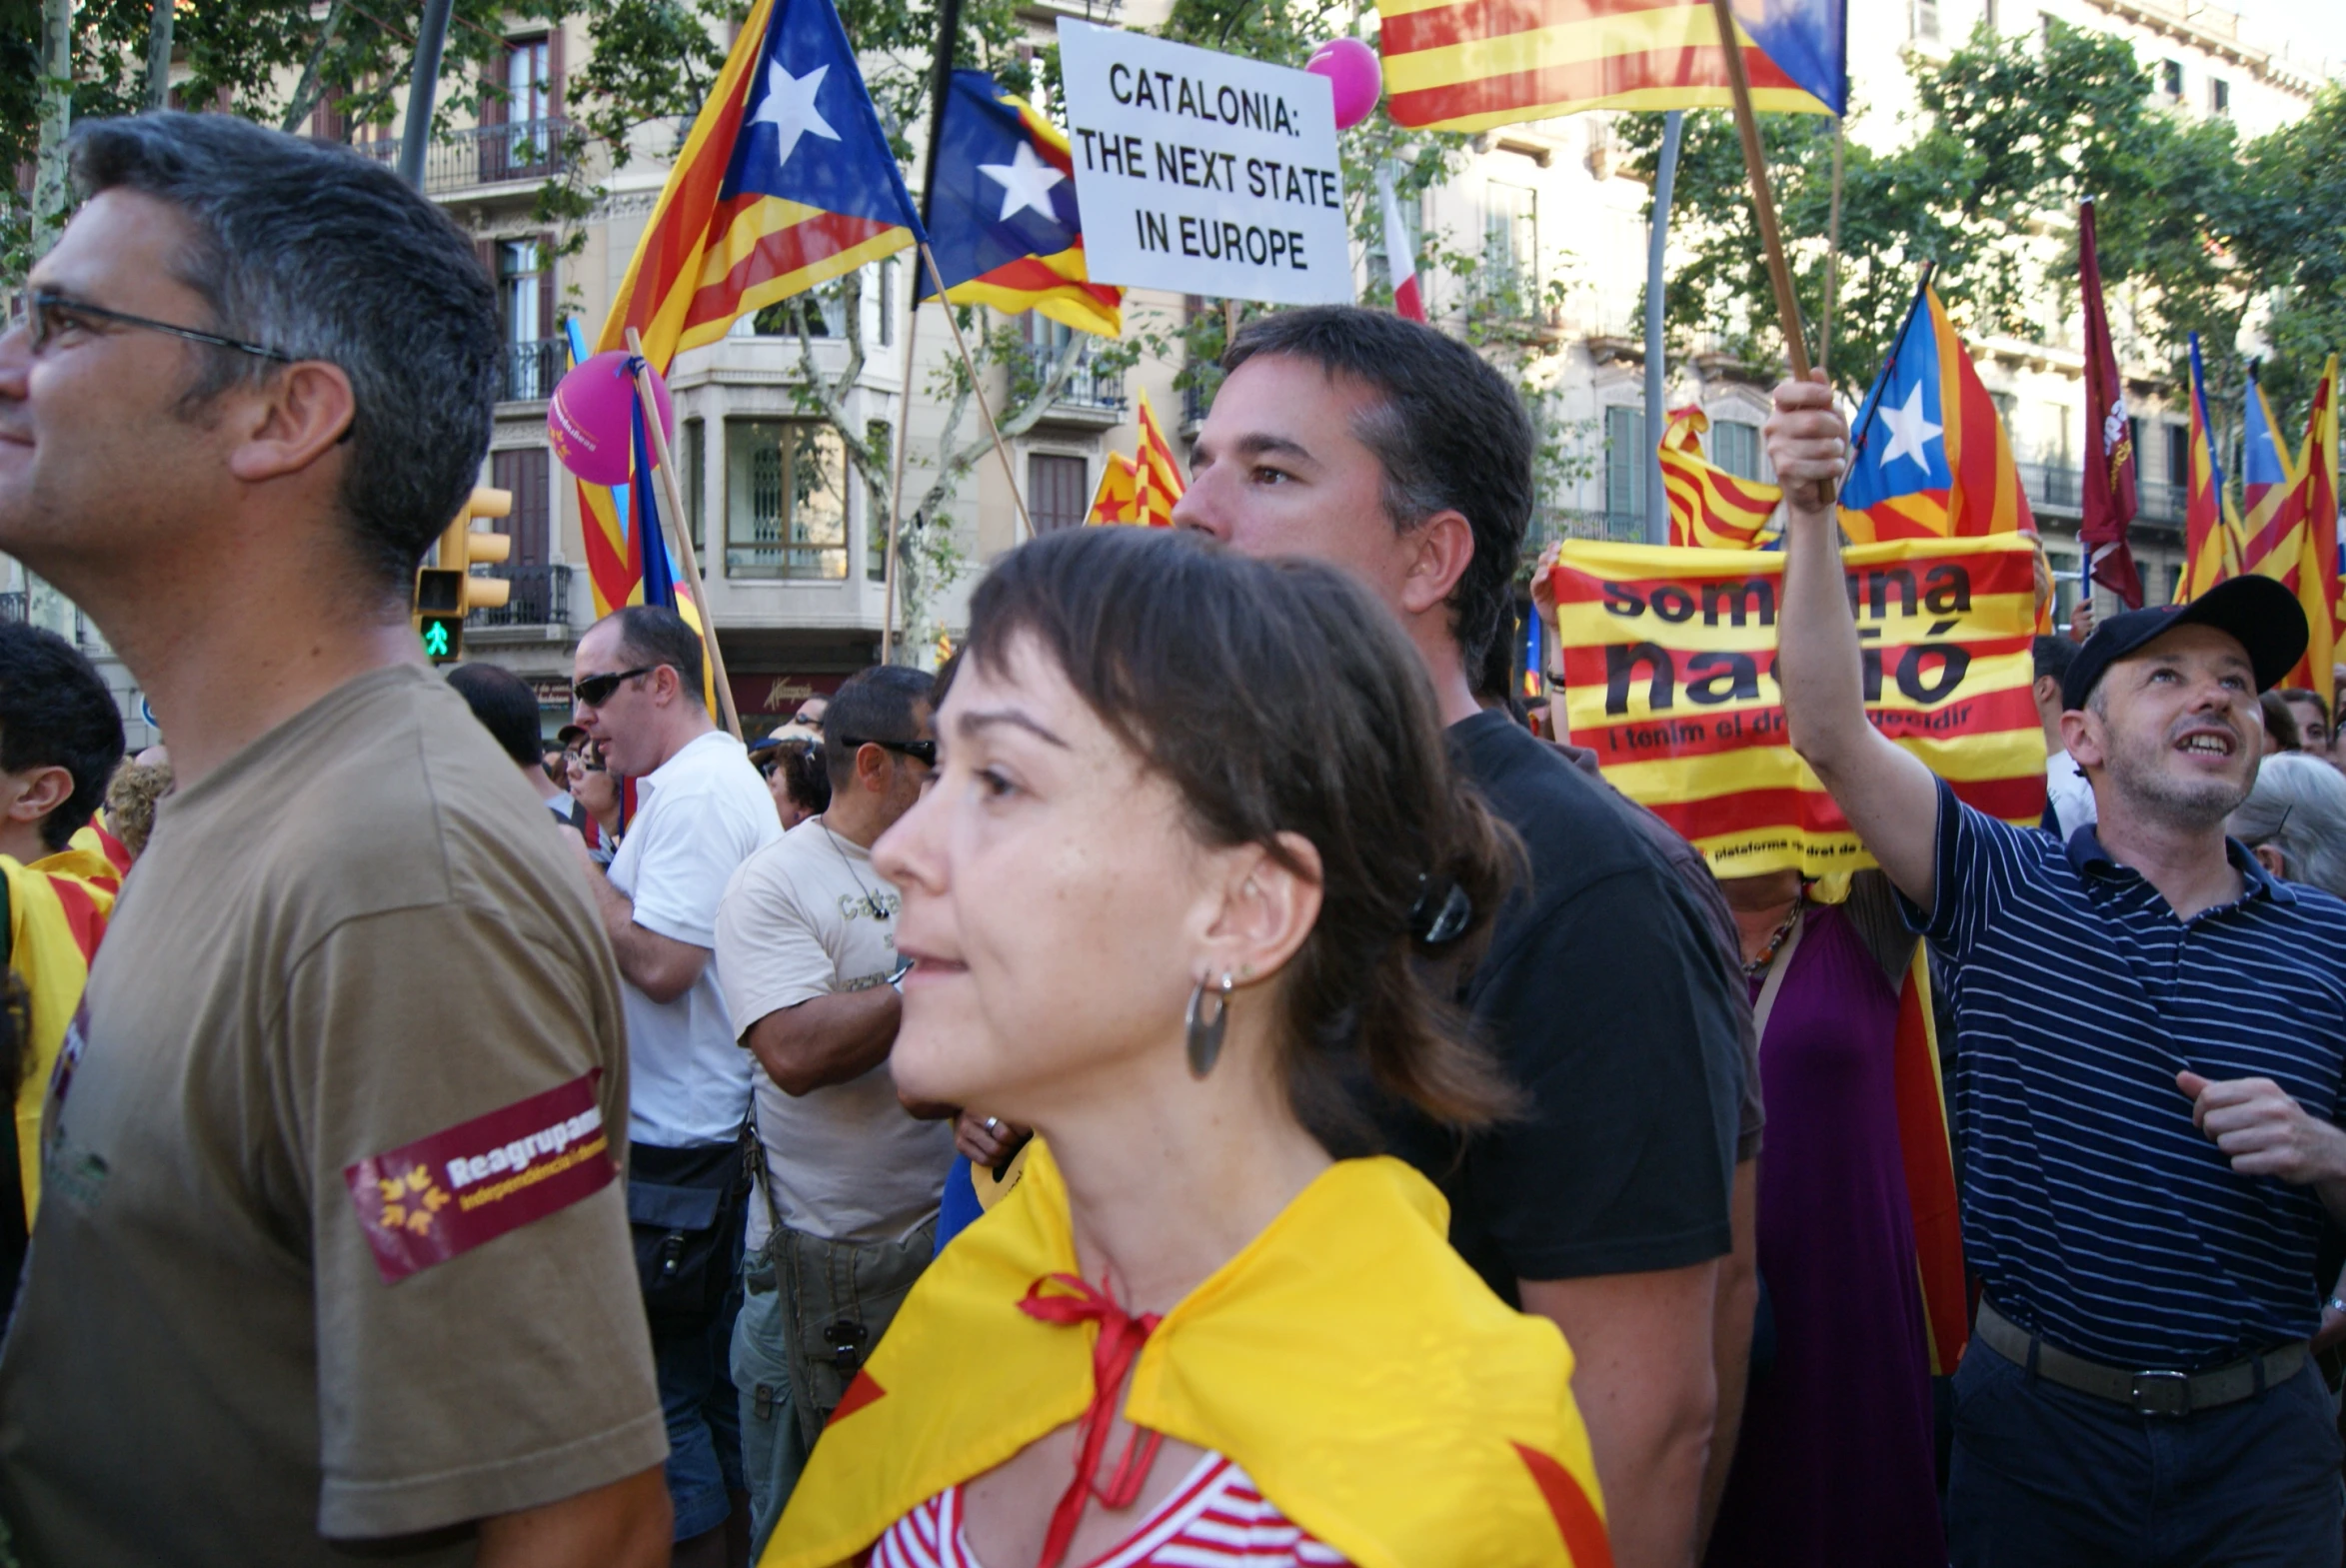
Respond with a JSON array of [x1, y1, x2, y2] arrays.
[[409, 487, 514, 664]]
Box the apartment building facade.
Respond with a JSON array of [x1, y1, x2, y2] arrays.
[[8, 0, 2334, 746]]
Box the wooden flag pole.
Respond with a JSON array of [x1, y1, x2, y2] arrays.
[[624, 326, 744, 741], [1706, 0, 1834, 507], [1823, 117, 1844, 379], [920, 241, 1037, 543], [881, 297, 923, 665]]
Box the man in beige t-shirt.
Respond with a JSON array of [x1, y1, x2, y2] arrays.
[[713, 666, 954, 1551], [0, 114, 666, 1565]]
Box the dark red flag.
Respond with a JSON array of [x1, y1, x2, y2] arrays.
[[2079, 200, 2143, 607]]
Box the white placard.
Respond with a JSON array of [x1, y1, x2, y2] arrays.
[[1058, 20, 1353, 307]]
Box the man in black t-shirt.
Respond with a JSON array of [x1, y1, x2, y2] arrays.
[[1177, 307, 1749, 1568]]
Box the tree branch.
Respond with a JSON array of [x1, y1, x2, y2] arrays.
[[280, 0, 352, 133]]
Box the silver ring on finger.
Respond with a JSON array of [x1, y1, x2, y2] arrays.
[[983, 1116, 1002, 1134]]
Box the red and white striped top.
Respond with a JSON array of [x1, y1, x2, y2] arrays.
[[869, 1452, 1351, 1568]]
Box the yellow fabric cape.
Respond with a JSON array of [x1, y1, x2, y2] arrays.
[[763, 1141, 1611, 1568]]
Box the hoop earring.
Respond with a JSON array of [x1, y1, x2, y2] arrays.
[[1185, 972, 1234, 1079]]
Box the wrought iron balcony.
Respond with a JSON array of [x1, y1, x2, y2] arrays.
[[347, 118, 575, 196], [1022, 344, 1128, 416], [468, 564, 571, 629], [2019, 462, 2082, 513], [504, 339, 567, 403]]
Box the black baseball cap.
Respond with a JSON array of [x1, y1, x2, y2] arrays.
[[2061, 574, 2307, 712]]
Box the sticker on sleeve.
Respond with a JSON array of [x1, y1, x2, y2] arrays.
[[343, 1070, 616, 1284]]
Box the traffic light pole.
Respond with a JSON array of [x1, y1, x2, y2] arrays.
[[396, 0, 454, 189]]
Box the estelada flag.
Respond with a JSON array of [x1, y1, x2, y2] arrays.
[[1086, 451, 1140, 525], [580, 0, 923, 616], [763, 1139, 1612, 1568], [1548, 534, 2043, 872], [1660, 407, 1781, 550], [631, 384, 722, 720], [5, 832, 120, 1221], [2240, 366, 2301, 582], [2284, 357, 2339, 692], [1838, 285, 2035, 545], [1379, 0, 1845, 135], [2179, 333, 2244, 602], [923, 71, 1121, 338]]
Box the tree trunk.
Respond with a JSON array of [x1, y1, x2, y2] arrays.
[[31, 0, 75, 258], [144, 0, 174, 111]]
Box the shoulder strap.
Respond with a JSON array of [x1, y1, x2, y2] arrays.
[[1748, 904, 1806, 1044]]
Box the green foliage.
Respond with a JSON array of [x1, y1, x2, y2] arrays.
[[1618, 25, 2346, 440]]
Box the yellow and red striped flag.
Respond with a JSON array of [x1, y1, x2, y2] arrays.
[[2240, 369, 2301, 586], [1659, 407, 1780, 550], [6, 830, 121, 1220], [2179, 334, 2244, 602], [1133, 389, 1185, 529], [1086, 453, 1140, 525], [1378, 0, 1846, 135], [2284, 357, 2339, 692], [1838, 285, 2034, 545], [579, 0, 924, 617], [1549, 534, 2044, 869]]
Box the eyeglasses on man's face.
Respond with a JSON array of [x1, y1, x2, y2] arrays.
[[10, 290, 295, 363], [572, 667, 657, 709], [840, 735, 937, 768]]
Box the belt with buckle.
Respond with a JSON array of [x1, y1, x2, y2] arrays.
[[1976, 1300, 2306, 1417]]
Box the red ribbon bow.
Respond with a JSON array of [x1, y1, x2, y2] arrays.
[[1018, 1272, 1167, 1568]]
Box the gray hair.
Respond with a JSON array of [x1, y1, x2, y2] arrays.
[[68, 113, 503, 597], [2229, 753, 2346, 899]]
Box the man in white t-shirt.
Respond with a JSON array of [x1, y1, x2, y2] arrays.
[[713, 665, 954, 1551], [2032, 634, 2097, 839], [571, 606, 780, 1568]]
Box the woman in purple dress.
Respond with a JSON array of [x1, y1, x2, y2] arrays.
[[1705, 867, 1945, 1568]]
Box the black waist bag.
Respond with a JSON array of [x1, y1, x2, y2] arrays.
[[628, 1138, 751, 1334]]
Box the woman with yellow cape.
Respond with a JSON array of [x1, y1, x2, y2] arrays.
[[761, 528, 1611, 1568]]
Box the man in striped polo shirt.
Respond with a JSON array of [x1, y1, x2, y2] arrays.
[[1768, 373, 2346, 1567]]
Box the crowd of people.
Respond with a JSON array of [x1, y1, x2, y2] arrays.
[[0, 109, 2342, 1568]]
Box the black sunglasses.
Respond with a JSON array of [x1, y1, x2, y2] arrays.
[[841, 735, 936, 767], [14, 290, 295, 362], [573, 667, 657, 708]]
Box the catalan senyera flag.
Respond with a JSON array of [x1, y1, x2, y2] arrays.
[[580, 0, 923, 616], [1134, 388, 1184, 528], [2284, 357, 2339, 692], [1659, 407, 1781, 550], [924, 71, 1121, 337], [1806, 875, 1966, 1376], [1838, 286, 2035, 545], [2180, 333, 2244, 602], [765, 1140, 1613, 1568], [7, 830, 121, 1221], [1549, 535, 2044, 871], [1378, 0, 1846, 134], [1086, 451, 1140, 525], [2240, 368, 2301, 584]]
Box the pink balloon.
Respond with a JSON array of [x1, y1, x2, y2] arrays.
[[1305, 37, 1381, 132], [548, 350, 677, 487]]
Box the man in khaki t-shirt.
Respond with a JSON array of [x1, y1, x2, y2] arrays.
[[0, 113, 667, 1566], [0, 668, 667, 1564]]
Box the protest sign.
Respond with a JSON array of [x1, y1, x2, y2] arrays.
[[1057, 20, 1352, 306], [1552, 535, 2046, 875]]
